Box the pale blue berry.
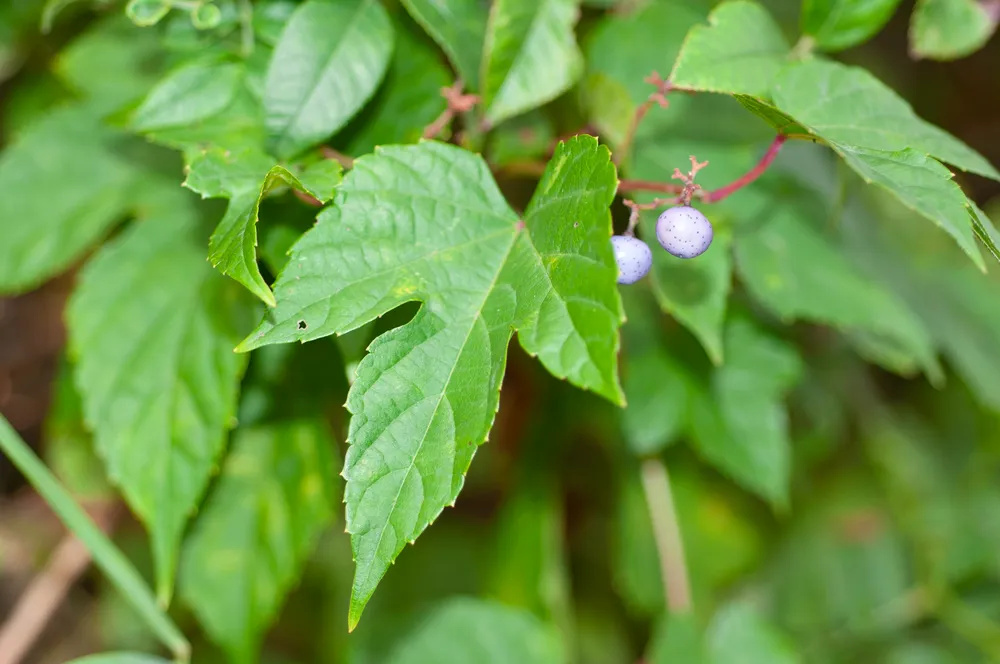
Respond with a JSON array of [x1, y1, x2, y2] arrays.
[[611, 235, 652, 284], [656, 206, 713, 259]]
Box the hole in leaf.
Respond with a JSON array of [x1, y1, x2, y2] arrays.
[[297, 320, 308, 330]]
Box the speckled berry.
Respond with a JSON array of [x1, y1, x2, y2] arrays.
[[656, 206, 713, 259], [611, 235, 652, 284]]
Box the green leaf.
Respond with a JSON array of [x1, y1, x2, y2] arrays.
[[0, 105, 135, 294], [733, 192, 940, 380], [621, 346, 690, 456], [801, 0, 903, 51], [265, 0, 393, 158], [236, 136, 623, 626], [400, 0, 488, 90], [179, 421, 337, 664], [486, 474, 571, 630], [910, 0, 999, 60], [485, 110, 556, 168], [44, 358, 112, 500], [969, 202, 1000, 263], [583, 0, 707, 104], [707, 603, 799, 664], [771, 59, 1000, 181], [669, 1, 789, 96], [732, 95, 809, 136], [184, 147, 342, 305], [689, 318, 801, 507], [42, 0, 90, 33], [253, 0, 297, 45], [131, 60, 245, 132], [125, 0, 172, 27], [832, 143, 984, 269], [384, 597, 566, 664], [344, 24, 450, 156], [67, 190, 253, 601], [612, 464, 664, 615], [649, 613, 707, 664], [770, 473, 910, 640], [480, 0, 583, 125], [579, 73, 635, 149], [65, 655, 171, 664], [54, 16, 164, 111], [143, 85, 266, 155], [646, 225, 731, 364]]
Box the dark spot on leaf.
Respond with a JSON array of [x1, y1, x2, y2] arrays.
[[297, 320, 308, 330]]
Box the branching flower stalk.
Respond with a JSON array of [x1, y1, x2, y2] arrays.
[[615, 71, 674, 167], [423, 81, 480, 140]]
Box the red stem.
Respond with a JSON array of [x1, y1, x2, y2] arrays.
[[618, 134, 787, 204], [700, 134, 787, 203]]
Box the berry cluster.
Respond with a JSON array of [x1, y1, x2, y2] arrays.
[[611, 205, 713, 284]]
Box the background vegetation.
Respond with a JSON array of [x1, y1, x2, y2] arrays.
[[2, 0, 1000, 663]]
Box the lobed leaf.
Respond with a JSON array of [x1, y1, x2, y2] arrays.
[[480, 0, 583, 125], [400, 0, 488, 90], [801, 0, 903, 51], [184, 147, 342, 306], [383, 597, 565, 664], [179, 421, 337, 664], [771, 59, 1000, 181], [910, 0, 999, 61], [265, 0, 393, 158], [0, 105, 135, 294], [669, 1, 789, 96], [67, 189, 254, 600], [237, 136, 622, 626]]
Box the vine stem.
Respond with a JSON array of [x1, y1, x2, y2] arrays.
[[619, 134, 788, 204], [700, 134, 787, 203], [640, 458, 692, 613], [615, 71, 673, 167], [0, 414, 191, 662], [423, 81, 480, 140]]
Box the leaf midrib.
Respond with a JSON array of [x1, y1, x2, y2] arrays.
[[351, 227, 522, 596]]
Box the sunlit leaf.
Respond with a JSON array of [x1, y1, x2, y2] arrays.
[[236, 136, 623, 627], [801, 0, 903, 51], [400, 0, 487, 89], [265, 0, 393, 158], [670, 1, 789, 96], [480, 0, 583, 125]]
